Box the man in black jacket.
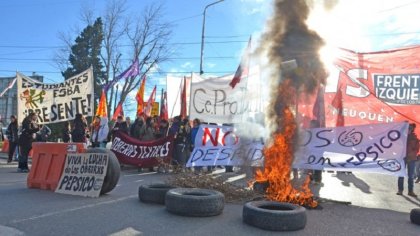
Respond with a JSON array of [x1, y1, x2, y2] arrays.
[[6, 115, 18, 163], [18, 112, 40, 172]]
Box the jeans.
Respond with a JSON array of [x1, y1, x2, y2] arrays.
[[18, 144, 31, 170], [398, 160, 416, 193], [415, 160, 420, 179], [8, 142, 18, 162]]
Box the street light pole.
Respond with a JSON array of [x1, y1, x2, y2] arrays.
[[200, 0, 224, 75]]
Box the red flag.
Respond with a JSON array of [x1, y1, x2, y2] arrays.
[[95, 90, 108, 117], [160, 90, 168, 120], [144, 85, 157, 117], [229, 36, 251, 89], [136, 76, 146, 115], [312, 85, 325, 127], [331, 86, 344, 127], [180, 77, 187, 118], [111, 102, 124, 121]]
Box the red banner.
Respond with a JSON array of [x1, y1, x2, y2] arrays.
[[110, 131, 174, 167], [299, 46, 420, 146]]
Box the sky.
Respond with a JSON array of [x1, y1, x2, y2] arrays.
[[1, 0, 420, 117]]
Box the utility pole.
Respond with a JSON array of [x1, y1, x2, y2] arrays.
[[200, 0, 224, 75]]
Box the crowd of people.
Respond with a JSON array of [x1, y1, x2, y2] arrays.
[[2, 112, 203, 173], [1, 113, 419, 194]]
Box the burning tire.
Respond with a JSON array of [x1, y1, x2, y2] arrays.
[[165, 188, 225, 217], [243, 201, 306, 231], [85, 148, 120, 195], [138, 183, 176, 204], [410, 208, 420, 225]]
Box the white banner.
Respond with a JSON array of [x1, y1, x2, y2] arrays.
[[293, 122, 409, 176], [189, 74, 250, 124], [55, 153, 108, 198], [186, 124, 264, 167], [17, 68, 94, 124]]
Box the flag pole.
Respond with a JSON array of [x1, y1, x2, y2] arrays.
[[170, 78, 183, 118]]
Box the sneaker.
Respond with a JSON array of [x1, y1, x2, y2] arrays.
[[408, 192, 418, 197], [17, 168, 23, 173], [415, 179, 420, 183], [396, 191, 403, 195]]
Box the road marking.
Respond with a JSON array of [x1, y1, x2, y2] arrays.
[[108, 227, 142, 236], [124, 172, 156, 177], [0, 225, 25, 235], [10, 194, 137, 224]]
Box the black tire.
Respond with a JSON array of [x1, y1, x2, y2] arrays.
[[85, 148, 121, 195], [165, 188, 225, 217], [243, 201, 306, 231], [138, 183, 176, 204], [410, 208, 420, 225]]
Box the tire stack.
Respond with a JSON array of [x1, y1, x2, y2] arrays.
[[138, 184, 225, 217]]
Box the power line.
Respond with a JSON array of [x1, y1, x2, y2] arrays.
[[0, 56, 237, 62], [0, 69, 234, 75], [0, 40, 248, 49]]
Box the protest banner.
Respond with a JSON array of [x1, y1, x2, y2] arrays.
[[55, 153, 108, 197], [151, 102, 159, 117], [293, 122, 409, 176], [189, 74, 250, 124], [186, 124, 264, 167], [110, 131, 174, 167], [298, 46, 420, 147], [17, 68, 94, 124]]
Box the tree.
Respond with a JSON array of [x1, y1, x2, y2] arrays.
[[62, 17, 105, 100], [56, 1, 173, 119], [118, 3, 172, 105]]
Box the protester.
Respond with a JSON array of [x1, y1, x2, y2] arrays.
[[172, 117, 191, 168], [62, 121, 72, 143], [17, 112, 40, 172], [190, 118, 202, 172], [72, 113, 88, 143], [113, 115, 129, 136], [91, 116, 109, 148], [310, 119, 322, 184], [141, 117, 156, 141], [416, 155, 420, 183], [397, 123, 419, 197], [36, 124, 51, 142], [130, 114, 145, 139], [6, 115, 18, 163], [126, 117, 131, 129], [156, 119, 169, 138]]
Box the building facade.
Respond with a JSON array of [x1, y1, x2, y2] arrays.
[[0, 73, 43, 127]]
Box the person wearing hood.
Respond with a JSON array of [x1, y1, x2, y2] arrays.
[[91, 116, 109, 148]]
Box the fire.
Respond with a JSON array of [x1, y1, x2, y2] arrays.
[[255, 81, 317, 208]]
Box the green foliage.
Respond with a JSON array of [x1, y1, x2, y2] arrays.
[[62, 17, 105, 100]]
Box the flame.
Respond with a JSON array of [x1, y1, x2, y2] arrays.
[[255, 81, 317, 208]]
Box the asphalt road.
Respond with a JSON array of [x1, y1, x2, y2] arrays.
[[0, 155, 419, 236]]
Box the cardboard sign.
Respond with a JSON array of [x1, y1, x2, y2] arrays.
[[55, 153, 108, 197]]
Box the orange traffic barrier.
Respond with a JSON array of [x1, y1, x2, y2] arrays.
[[27, 142, 86, 191], [1, 139, 9, 153]]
